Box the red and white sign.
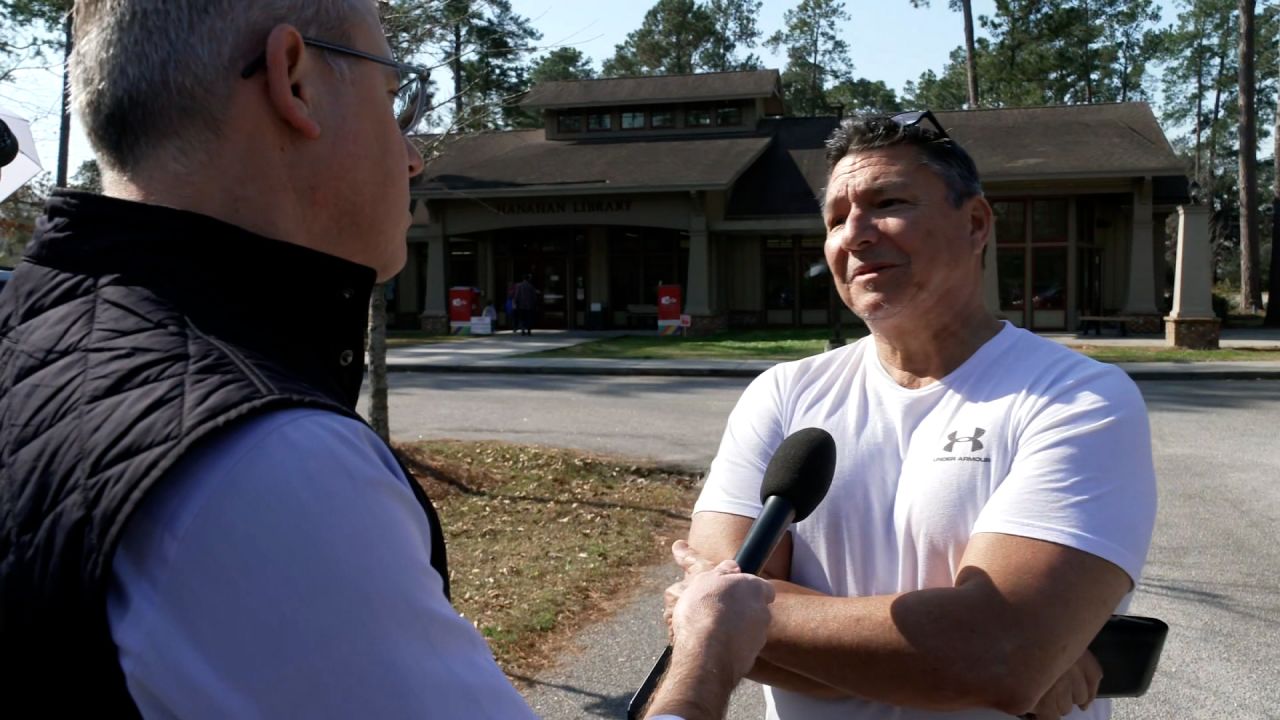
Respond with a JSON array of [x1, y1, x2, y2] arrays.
[[448, 287, 477, 323], [657, 285, 682, 322]]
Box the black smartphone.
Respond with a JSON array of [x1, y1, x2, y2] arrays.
[[1088, 614, 1168, 698]]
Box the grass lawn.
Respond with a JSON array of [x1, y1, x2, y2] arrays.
[[395, 440, 699, 680], [532, 328, 1280, 364], [535, 327, 871, 361], [386, 330, 471, 348], [1064, 346, 1280, 363]]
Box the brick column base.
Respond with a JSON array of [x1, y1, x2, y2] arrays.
[[1165, 317, 1220, 349], [685, 314, 728, 337], [1125, 315, 1164, 334], [419, 313, 450, 335]]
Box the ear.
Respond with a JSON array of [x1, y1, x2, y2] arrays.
[[967, 195, 993, 260], [263, 25, 322, 140]]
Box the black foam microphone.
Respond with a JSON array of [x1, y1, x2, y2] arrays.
[[626, 427, 836, 720]]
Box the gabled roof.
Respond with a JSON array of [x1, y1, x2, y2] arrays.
[[937, 102, 1186, 181], [520, 69, 784, 114], [415, 130, 772, 198], [726, 118, 837, 217], [415, 100, 1189, 211], [724, 103, 1188, 217]]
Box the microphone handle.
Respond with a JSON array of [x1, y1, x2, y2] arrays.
[[733, 495, 796, 575], [628, 646, 672, 720], [627, 496, 797, 719]]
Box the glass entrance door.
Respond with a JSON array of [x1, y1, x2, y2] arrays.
[[497, 228, 584, 330], [535, 255, 569, 329]]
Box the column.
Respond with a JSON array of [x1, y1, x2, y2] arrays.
[[419, 220, 449, 334], [1122, 177, 1160, 331], [1165, 204, 1219, 349], [685, 192, 721, 333]]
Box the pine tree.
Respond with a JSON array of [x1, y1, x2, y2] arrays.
[[529, 47, 595, 85], [826, 78, 903, 116], [381, 0, 541, 133], [602, 0, 716, 76], [765, 0, 853, 116], [909, 0, 981, 107]]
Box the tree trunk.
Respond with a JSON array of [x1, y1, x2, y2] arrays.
[[55, 13, 72, 188], [452, 21, 464, 130], [1238, 0, 1261, 313], [962, 0, 979, 107], [1265, 53, 1280, 326], [1083, 0, 1093, 104], [1194, 21, 1204, 182], [368, 284, 390, 442]]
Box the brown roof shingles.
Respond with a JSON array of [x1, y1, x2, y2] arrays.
[[417, 131, 772, 197], [938, 103, 1186, 180], [415, 102, 1188, 206]]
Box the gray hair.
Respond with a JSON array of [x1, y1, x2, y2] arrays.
[[824, 114, 983, 208], [71, 0, 362, 174]]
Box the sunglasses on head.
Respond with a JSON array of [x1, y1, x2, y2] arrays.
[[889, 110, 951, 141]]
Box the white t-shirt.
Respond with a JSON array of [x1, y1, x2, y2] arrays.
[[694, 322, 1157, 720], [108, 408, 538, 720]]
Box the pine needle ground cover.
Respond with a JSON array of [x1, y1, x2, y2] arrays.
[[395, 440, 699, 680]]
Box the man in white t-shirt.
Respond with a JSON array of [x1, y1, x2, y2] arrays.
[[677, 111, 1157, 720]]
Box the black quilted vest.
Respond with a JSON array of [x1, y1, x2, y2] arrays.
[[0, 191, 449, 716]]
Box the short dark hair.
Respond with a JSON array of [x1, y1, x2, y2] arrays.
[[824, 114, 983, 208]]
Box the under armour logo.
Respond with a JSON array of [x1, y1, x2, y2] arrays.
[[944, 428, 985, 453]]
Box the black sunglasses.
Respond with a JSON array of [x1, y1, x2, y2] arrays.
[[890, 110, 951, 141], [240, 37, 429, 135]]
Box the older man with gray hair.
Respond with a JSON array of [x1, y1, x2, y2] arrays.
[[0, 2, 774, 718], [676, 112, 1158, 720]]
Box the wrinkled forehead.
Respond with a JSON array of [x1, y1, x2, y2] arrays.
[[822, 146, 927, 204]]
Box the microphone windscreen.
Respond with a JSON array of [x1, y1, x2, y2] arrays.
[[759, 427, 836, 523]]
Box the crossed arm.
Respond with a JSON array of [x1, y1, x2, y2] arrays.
[[685, 512, 1131, 717]]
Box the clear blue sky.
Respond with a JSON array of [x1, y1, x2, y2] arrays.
[[1, 0, 1181, 183]]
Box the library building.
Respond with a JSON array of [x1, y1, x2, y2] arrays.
[[395, 69, 1197, 337]]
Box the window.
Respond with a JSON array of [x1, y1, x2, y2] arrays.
[[686, 106, 713, 127], [991, 197, 1071, 330], [651, 108, 675, 129], [449, 239, 478, 287], [609, 229, 687, 321], [558, 114, 582, 133], [763, 236, 829, 325], [587, 112, 612, 131], [1031, 199, 1069, 243], [621, 111, 646, 129], [993, 200, 1024, 245], [716, 106, 743, 126]]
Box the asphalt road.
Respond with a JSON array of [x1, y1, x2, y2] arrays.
[[363, 372, 749, 469], [360, 377, 1280, 719]]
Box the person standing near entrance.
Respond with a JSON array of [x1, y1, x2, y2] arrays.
[[513, 273, 541, 336]]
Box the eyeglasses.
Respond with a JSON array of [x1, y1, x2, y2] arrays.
[[240, 37, 429, 136], [890, 110, 951, 141]]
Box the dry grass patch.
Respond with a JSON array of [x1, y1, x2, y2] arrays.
[[395, 440, 700, 680]]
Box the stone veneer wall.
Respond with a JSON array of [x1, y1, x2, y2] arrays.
[[1165, 317, 1220, 350], [686, 313, 729, 337]]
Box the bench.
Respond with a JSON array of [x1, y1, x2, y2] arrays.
[[625, 304, 658, 329], [1077, 315, 1138, 337]]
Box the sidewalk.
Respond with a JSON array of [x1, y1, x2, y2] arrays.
[[386, 328, 1280, 380]]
